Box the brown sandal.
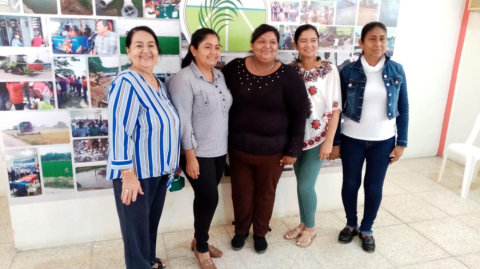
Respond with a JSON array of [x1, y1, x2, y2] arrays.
[[296, 230, 316, 248], [194, 249, 217, 269], [191, 239, 223, 258], [284, 226, 303, 240]]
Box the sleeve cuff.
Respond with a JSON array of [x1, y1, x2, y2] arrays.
[[396, 140, 407, 147], [181, 134, 198, 151], [110, 159, 133, 170]]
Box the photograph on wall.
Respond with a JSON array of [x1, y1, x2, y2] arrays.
[[95, 0, 143, 17], [270, 1, 300, 23], [318, 26, 354, 52], [0, 0, 21, 13], [145, 0, 180, 19], [120, 55, 180, 89], [70, 110, 108, 138], [379, 0, 399, 27], [60, 0, 93, 15], [335, 0, 358, 26], [49, 18, 117, 55], [0, 15, 48, 47], [0, 81, 56, 111], [0, 111, 70, 147], [275, 24, 299, 50], [89, 57, 118, 108], [318, 52, 353, 70], [0, 50, 52, 81], [23, 0, 59, 14], [39, 145, 75, 194], [5, 148, 42, 198], [213, 53, 248, 69], [54, 56, 89, 109], [118, 19, 180, 56], [75, 165, 112, 191], [73, 138, 108, 163], [299, 0, 335, 24], [356, 0, 379, 26]]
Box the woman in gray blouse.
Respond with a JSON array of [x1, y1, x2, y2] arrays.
[[168, 28, 232, 269]]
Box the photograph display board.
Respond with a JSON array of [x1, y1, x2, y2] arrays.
[[0, 0, 400, 205]]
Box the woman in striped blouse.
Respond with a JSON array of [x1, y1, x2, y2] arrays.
[[107, 26, 180, 269]]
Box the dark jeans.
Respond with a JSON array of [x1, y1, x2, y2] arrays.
[[13, 103, 25, 110], [83, 86, 88, 103], [340, 134, 395, 234], [180, 154, 226, 253], [113, 175, 169, 269]]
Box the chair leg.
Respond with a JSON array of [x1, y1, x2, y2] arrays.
[[472, 162, 480, 183], [461, 158, 475, 199], [438, 152, 449, 183]]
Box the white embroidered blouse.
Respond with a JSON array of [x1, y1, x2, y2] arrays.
[[291, 60, 342, 150]]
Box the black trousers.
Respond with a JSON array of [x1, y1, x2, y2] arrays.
[[180, 154, 226, 253], [113, 175, 169, 269]]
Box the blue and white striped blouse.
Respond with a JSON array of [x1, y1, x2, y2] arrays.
[[107, 70, 181, 186]]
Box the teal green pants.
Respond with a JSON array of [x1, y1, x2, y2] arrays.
[[293, 145, 324, 228]]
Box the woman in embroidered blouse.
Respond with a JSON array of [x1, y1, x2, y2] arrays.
[[283, 25, 341, 248]]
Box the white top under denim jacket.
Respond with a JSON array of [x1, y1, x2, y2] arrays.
[[291, 60, 342, 150], [168, 62, 233, 157], [342, 55, 396, 141]]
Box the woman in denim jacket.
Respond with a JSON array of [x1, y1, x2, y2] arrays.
[[330, 22, 409, 253]]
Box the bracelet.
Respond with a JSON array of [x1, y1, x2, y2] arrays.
[[121, 169, 134, 175]]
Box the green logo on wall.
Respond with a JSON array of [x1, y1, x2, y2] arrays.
[[180, 0, 267, 52]]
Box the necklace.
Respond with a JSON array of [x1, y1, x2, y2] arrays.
[[253, 58, 275, 76]]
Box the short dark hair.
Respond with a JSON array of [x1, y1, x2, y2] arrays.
[[294, 24, 319, 44], [96, 20, 109, 27], [181, 28, 219, 68], [361, 22, 387, 42], [251, 24, 279, 44], [125, 26, 161, 54]]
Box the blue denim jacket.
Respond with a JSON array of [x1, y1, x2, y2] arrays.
[[333, 55, 409, 147]]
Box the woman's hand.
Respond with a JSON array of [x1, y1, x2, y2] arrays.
[[320, 141, 333, 160], [121, 170, 144, 206], [389, 146, 405, 164], [174, 166, 182, 176], [280, 156, 297, 166], [329, 146, 340, 160], [186, 157, 200, 179]]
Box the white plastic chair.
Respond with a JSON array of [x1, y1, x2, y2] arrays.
[[438, 113, 480, 198]]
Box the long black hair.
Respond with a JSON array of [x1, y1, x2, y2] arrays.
[[360, 22, 387, 42], [293, 24, 320, 62], [181, 28, 219, 68], [125, 26, 161, 54], [251, 24, 279, 44]]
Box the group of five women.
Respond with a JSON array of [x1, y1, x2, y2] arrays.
[[107, 21, 409, 269]]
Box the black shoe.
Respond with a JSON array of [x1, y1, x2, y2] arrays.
[[359, 233, 375, 253], [231, 233, 248, 251], [338, 227, 359, 244], [253, 235, 268, 254]]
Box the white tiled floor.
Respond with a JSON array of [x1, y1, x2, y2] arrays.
[[2, 157, 480, 269]]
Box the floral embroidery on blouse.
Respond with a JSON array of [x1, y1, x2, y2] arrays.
[[290, 61, 333, 83], [308, 86, 317, 95], [292, 60, 341, 151], [311, 119, 320, 130]]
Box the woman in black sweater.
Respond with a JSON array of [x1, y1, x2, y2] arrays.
[[222, 24, 308, 254]]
